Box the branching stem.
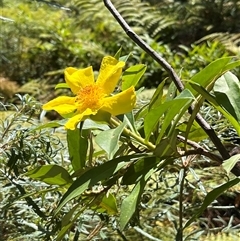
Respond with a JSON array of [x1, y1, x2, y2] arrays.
[[103, 0, 238, 174]]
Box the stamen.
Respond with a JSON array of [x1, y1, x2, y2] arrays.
[[76, 84, 105, 111]]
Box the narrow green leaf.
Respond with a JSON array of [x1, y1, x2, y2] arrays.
[[67, 128, 89, 171], [124, 112, 137, 133], [120, 169, 154, 230], [98, 193, 118, 215], [55, 155, 142, 214], [114, 47, 122, 60], [122, 156, 159, 185], [214, 72, 240, 122], [55, 83, 69, 89], [56, 223, 73, 241], [222, 154, 240, 175], [95, 121, 126, 159], [25, 165, 73, 186], [184, 177, 240, 229], [177, 121, 208, 142], [223, 59, 240, 73], [32, 119, 66, 131], [166, 82, 177, 101], [82, 119, 109, 131], [119, 53, 132, 62], [144, 89, 194, 141], [148, 80, 165, 110], [186, 57, 232, 96], [154, 132, 178, 158], [161, 90, 194, 143], [122, 64, 147, 90], [190, 82, 240, 135], [61, 204, 80, 227]]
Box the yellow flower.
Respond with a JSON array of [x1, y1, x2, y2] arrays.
[[42, 56, 136, 130]]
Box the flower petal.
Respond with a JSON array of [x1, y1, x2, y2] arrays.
[[65, 108, 97, 130], [101, 86, 136, 116], [42, 96, 76, 115], [96, 56, 125, 95], [65, 66, 95, 94]]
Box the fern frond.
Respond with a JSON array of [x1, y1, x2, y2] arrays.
[[198, 33, 240, 55]]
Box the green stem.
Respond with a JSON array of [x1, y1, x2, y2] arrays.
[[109, 117, 156, 151], [177, 167, 187, 241]]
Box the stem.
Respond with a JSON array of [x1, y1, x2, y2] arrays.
[[110, 117, 156, 151], [103, 0, 233, 168], [177, 167, 187, 241]]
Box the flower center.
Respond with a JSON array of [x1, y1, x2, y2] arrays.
[[76, 84, 105, 111]]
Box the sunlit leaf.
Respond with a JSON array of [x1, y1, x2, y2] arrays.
[[185, 57, 232, 96], [190, 82, 240, 135], [144, 89, 194, 141], [177, 121, 208, 142], [122, 64, 147, 90], [97, 193, 118, 215], [95, 121, 126, 159], [214, 71, 240, 122], [222, 154, 240, 175], [32, 119, 66, 131], [55, 83, 69, 89], [148, 80, 165, 110], [25, 165, 73, 186]]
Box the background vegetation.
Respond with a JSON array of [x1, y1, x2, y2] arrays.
[[0, 0, 240, 240]]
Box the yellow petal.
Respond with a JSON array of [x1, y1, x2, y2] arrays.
[[42, 96, 76, 115], [65, 108, 97, 130], [64, 66, 95, 94], [101, 86, 136, 116], [96, 56, 125, 95]]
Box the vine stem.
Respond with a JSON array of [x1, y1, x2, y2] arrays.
[[102, 0, 240, 176]]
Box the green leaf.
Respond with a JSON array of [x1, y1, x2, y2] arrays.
[[124, 112, 137, 133], [55, 83, 69, 89], [122, 64, 147, 90], [185, 57, 232, 97], [32, 119, 66, 131], [148, 80, 165, 110], [214, 72, 240, 122], [190, 82, 240, 135], [177, 121, 208, 142], [114, 47, 122, 60], [122, 156, 159, 185], [97, 193, 118, 215], [144, 89, 194, 141], [82, 119, 109, 131], [184, 177, 240, 229], [67, 128, 89, 171], [25, 165, 73, 186], [119, 53, 132, 62], [56, 223, 73, 241], [166, 82, 177, 101], [222, 154, 240, 175], [95, 121, 126, 159], [154, 132, 178, 158], [120, 169, 154, 230], [55, 155, 142, 214]]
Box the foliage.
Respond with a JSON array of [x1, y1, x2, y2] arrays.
[[1, 0, 239, 90], [1, 0, 240, 241]]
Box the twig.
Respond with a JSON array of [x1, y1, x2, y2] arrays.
[[103, 0, 240, 176], [133, 226, 163, 241]]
